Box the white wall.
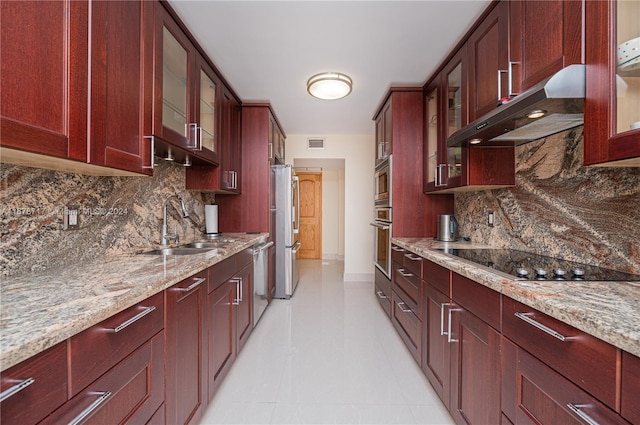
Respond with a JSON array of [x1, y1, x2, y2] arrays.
[[319, 168, 344, 260], [287, 134, 374, 282]]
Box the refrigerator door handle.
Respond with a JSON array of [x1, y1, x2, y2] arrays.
[[293, 175, 300, 234], [291, 241, 302, 254]]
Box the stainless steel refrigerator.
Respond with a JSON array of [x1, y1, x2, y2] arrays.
[[272, 164, 301, 299]]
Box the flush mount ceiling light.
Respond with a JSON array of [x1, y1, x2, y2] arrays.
[[307, 72, 352, 100]]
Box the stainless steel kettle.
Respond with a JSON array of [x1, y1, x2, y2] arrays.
[[437, 214, 458, 242]]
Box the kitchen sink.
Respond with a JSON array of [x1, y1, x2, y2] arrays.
[[180, 241, 233, 249], [140, 247, 224, 256]]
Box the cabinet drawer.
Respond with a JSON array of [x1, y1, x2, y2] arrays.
[[423, 259, 450, 296], [68, 292, 164, 395], [503, 297, 618, 408], [44, 332, 164, 425], [374, 282, 391, 317], [375, 266, 391, 299], [393, 266, 421, 316], [236, 247, 253, 269], [503, 339, 628, 425], [402, 251, 423, 278], [391, 290, 422, 364], [208, 255, 236, 293], [391, 244, 407, 265], [452, 273, 501, 331], [621, 351, 640, 424], [0, 342, 67, 425]]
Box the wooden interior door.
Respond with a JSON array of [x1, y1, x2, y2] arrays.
[[297, 172, 322, 259]]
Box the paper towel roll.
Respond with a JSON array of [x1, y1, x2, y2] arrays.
[[205, 204, 219, 234]]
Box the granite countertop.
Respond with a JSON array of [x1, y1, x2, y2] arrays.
[[0, 233, 267, 371], [393, 237, 640, 358]]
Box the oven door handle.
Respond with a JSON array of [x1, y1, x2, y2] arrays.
[[369, 221, 390, 230]]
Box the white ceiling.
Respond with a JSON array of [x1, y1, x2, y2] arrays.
[[168, 0, 491, 136]]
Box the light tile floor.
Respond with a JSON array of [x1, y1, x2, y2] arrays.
[[199, 259, 455, 425]]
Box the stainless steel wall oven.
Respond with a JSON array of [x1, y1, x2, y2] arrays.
[[371, 207, 392, 278]]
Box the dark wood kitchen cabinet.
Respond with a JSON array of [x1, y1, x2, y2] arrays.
[[502, 337, 628, 425], [1, 1, 153, 176], [423, 48, 515, 193], [0, 343, 68, 425], [375, 99, 393, 163], [165, 273, 208, 425], [0, 1, 88, 162], [584, 0, 640, 167], [622, 351, 640, 424], [448, 273, 502, 425], [207, 249, 254, 398], [509, 0, 583, 94]]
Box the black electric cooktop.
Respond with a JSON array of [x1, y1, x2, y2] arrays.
[[438, 248, 640, 282]]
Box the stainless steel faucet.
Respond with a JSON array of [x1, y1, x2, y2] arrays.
[[161, 195, 190, 246]]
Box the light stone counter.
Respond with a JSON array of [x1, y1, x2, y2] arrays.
[[393, 237, 640, 358], [0, 233, 267, 371]]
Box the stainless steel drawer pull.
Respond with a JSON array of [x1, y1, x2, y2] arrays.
[[447, 308, 462, 343], [440, 303, 452, 336], [376, 291, 387, 299], [369, 222, 390, 230], [398, 269, 414, 278], [404, 253, 422, 261], [174, 277, 206, 292], [567, 403, 600, 425], [0, 377, 35, 402], [105, 306, 156, 333], [68, 391, 112, 425], [397, 302, 412, 313], [391, 246, 405, 252], [231, 277, 242, 305], [515, 312, 572, 342]]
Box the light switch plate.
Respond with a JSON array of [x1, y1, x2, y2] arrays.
[[64, 206, 80, 230]]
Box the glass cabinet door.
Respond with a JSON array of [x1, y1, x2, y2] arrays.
[[446, 61, 463, 181], [199, 70, 216, 154], [616, 1, 640, 135], [425, 87, 439, 187], [162, 27, 188, 138]]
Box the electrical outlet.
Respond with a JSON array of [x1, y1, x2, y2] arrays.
[[64, 206, 80, 230], [487, 211, 495, 227]]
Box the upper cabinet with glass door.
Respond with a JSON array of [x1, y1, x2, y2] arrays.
[[194, 58, 220, 164], [584, 0, 640, 166]]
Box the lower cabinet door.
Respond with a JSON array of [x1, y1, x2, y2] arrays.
[[208, 280, 236, 398], [621, 351, 640, 424], [502, 337, 630, 425], [165, 274, 207, 425], [235, 263, 253, 353], [422, 283, 451, 408], [43, 332, 164, 425], [0, 343, 68, 425], [449, 306, 501, 425]]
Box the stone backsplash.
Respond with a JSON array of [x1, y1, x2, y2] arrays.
[[455, 128, 640, 273], [1, 161, 208, 277]]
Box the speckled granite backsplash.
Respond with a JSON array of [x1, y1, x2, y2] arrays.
[[1, 162, 208, 277], [455, 128, 640, 273]]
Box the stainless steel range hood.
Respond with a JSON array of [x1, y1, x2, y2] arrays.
[[447, 64, 585, 147]]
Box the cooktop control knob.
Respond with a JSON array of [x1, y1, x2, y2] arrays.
[[516, 268, 529, 278], [535, 268, 548, 278], [553, 268, 566, 278]]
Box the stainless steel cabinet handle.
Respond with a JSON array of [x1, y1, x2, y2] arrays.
[[447, 307, 462, 343], [404, 253, 421, 261], [440, 303, 452, 336], [497, 69, 508, 102], [104, 306, 156, 333], [68, 391, 112, 425], [369, 222, 390, 230], [174, 277, 206, 292], [231, 277, 242, 305], [142, 136, 155, 170], [398, 269, 414, 278], [269, 143, 273, 159], [376, 291, 387, 299], [0, 377, 35, 402], [567, 403, 600, 425], [508, 61, 520, 96], [515, 312, 572, 342], [391, 246, 405, 252], [187, 123, 199, 149], [397, 302, 412, 313], [197, 126, 203, 151], [436, 164, 447, 187]]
